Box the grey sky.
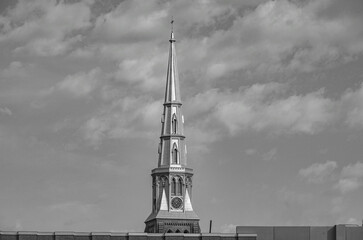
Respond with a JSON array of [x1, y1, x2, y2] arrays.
[[1, 0, 363, 233]]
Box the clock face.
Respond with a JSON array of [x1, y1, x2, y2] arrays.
[[171, 197, 183, 209]]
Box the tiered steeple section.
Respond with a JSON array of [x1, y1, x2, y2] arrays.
[[144, 24, 200, 234]]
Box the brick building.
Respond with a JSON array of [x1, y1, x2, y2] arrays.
[[1, 225, 363, 240]]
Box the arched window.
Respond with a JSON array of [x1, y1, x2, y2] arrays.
[[184, 230, 189, 233], [177, 178, 183, 195], [167, 229, 173, 233], [176, 229, 181, 233], [172, 114, 177, 134], [172, 143, 178, 164], [171, 178, 176, 196]]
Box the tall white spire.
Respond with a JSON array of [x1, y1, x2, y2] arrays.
[[145, 20, 200, 233], [158, 21, 186, 167]]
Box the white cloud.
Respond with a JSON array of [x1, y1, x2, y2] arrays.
[[115, 55, 165, 91], [341, 83, 363, 129], [2, 0, 362, 144], [185, 89, 230, 118], [262, 148, 277, 162], [182, 81, 363, 152], [185, 124, 220, 153], [0, 107, 12, 116], [81, 96, 162, 145], [170, 0, 363, 85], [56, 68, 101, 97], [335, 178, 361, 193], [335, 162, 363, 193], [243, 148, 277, 161], [213, 84, 335, 135], [341, 161, 363, 178], [183, 81, 363, 138], [299, 161, 337, 183], [92, 0, 167, 44], [70, 0, 363, 84], [0, 0, 93, 56], [1, 61, 34, 80], [245, 148, 257, 156]]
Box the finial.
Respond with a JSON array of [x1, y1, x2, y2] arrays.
[[170, 16, 175, 42], [171, 16, 174, 32]]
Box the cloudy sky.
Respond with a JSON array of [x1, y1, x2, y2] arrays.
[[1, 0, 363, 233]]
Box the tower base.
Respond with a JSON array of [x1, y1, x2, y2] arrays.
[[145, 218, 200, 233]]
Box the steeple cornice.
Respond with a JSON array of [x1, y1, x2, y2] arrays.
[[163, 102, 182, 106], [160, 134, 186, 139]]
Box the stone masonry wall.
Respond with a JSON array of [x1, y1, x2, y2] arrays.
[[0, 232, 256, 240]]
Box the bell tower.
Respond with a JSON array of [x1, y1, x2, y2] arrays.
[[144, 22, 200, 234]]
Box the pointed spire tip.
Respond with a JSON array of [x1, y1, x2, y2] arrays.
[[170, 17, 175, 42], [171, 16, 174, 32]]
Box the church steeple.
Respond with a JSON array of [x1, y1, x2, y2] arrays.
[[144, 21, 200, 234]]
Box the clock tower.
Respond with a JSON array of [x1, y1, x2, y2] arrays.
[[144, 24, 200, 234]]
